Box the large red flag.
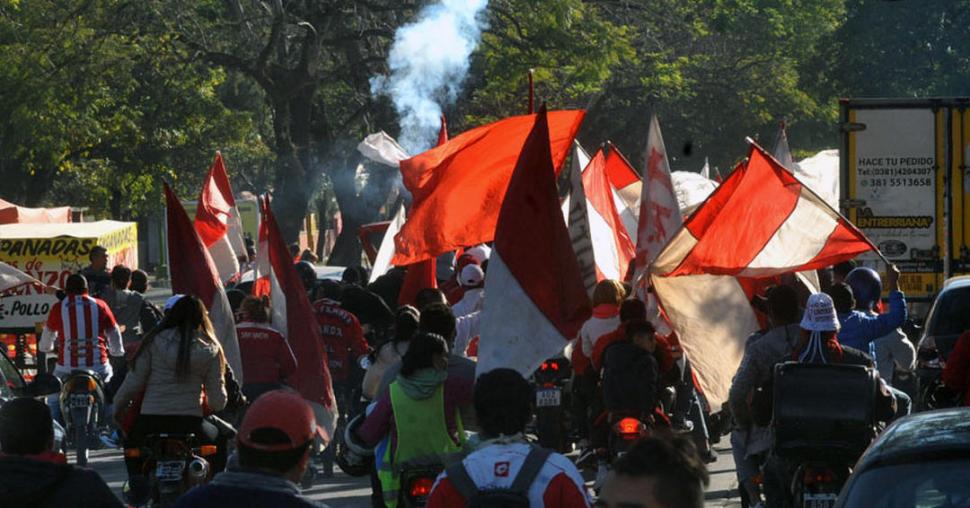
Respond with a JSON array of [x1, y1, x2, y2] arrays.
[[164, 183, 243, 381], [477, 106, 591, 377], [253, 196, 337, 436], [397, 118, 450, 306], [393, 111, 585, 265]]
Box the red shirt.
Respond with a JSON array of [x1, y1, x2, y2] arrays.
[[235, 322, 298, 385], [312, 299, 368, 382], [943, 331, 970, 406], [43, 294, 121, 368]]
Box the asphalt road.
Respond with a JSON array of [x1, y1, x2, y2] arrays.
[[83, 442, 742, 507], [128, 283, 743, 506]]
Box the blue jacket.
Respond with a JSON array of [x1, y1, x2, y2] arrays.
[[837, 290, 907, 351], [174, 469, 328, 508]]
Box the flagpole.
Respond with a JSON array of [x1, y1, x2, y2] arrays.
[[744, 137, 893, 267], [527, 69, 535, 114]]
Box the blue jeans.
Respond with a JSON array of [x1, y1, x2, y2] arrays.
[[674, 360, 711, 449]]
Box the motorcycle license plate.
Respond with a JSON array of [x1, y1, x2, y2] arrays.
[[156, 461, 185, 482], [803, 494, 837, 508], [69, 394, 90, 409], [536, 388, 561, 407]]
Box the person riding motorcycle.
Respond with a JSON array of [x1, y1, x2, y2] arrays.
[[600, 319, 664, 426], [39, 274, 125, 426], [354, 332, 473, 508], [112, 294, 228, 505], [763, 293, 897, 508], [235, 295, 297, 401], [842, 265, 915, 388], [40, 274, 125, 384]]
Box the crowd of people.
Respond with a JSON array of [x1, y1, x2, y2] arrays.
[[1, 239, 968, 508]]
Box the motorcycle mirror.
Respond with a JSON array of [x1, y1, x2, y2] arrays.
[[24, 373, 62, 397]]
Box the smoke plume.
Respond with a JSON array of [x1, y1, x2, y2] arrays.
[[371, 0, 489, 154]]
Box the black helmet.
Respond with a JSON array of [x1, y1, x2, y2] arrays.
[[845, 267, 882, 312], [294, 261, 317, 291]]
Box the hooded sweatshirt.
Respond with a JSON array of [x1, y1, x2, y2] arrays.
[[0, 453, 123, 508], [579, 304, 621, 358], [358, 368, 473, 456]]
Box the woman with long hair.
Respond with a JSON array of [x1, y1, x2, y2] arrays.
[[235, 295, 297, 401], [355, 332, 473, 508], [113, 295, 228, 505]]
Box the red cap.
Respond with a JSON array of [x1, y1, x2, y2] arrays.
[[237, 390, 327, 452]]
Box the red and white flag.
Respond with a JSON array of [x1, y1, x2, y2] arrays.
[[634, 115, 682, 289], [650, 143, 875, 409], [194, 152, 247, 284], [562, 141, 597, 294], [603, 145, 641, 241], [164, 183, 243, 382], [252, 196, 337, 437], [476, 106, 591, 377], [583, 149, 635, 282], [0, 261, 42, 293]]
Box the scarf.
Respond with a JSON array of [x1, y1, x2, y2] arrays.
[[397, 367, 448, 400], [793, 330, 843, 364]]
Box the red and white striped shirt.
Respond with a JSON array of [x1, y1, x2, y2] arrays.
[[40, 293, 124, 374]]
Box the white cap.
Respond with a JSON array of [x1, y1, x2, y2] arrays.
[[164, 294, 185, 312], [800, 293, 840, 332], [465, 244, 491, 264], [460, 265, 484, 287]]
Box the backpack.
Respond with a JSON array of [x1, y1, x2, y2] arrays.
[[444, 447, 552, 508]]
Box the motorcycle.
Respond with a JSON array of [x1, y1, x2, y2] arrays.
[[532, 356, 572, 453], [58, 369, 106, 466], [772, 362, 879, 508], [126, 432, 218, 507]]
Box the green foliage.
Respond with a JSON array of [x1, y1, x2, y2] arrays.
[[0, 0, 269, 219], [3, 0, 970, 246]]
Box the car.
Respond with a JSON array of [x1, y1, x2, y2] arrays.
[[914, 276, 970, 409], [231, 265, 346, 294], [835, 407, 970, 508], [0, 353, 65, 452]]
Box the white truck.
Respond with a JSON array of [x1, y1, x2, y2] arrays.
[[840, 98, 970, 301]]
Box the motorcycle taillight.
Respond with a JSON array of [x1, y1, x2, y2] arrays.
[[408, 477, 435, 499], [614, 417, 646, 439], [65, 377, 97, 393], [803, 467, 835, 485]]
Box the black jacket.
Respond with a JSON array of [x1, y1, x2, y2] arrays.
[[601, 341, 660, 415], [0, 455, 123, 508]]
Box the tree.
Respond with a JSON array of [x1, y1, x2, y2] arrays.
[[829, 0, 970, 97], [0, 0, 267, 220], [582, 0, 845, 172]]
